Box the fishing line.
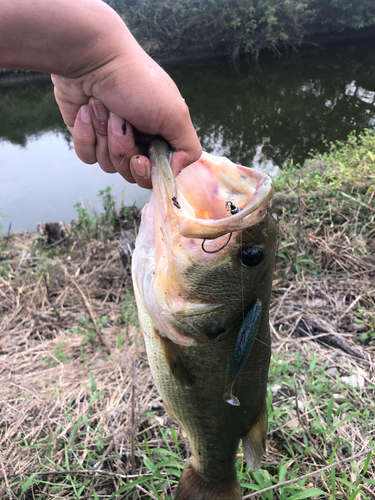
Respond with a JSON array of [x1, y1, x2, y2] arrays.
[[255, 337, 271, 349], [228, 200, 245, 321], [240, 230, 244, 321], [201, 200, 241, 254]]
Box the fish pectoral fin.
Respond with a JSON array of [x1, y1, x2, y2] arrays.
[[224, 299, 262, 406], [159, 334, 194, 387], [242, 403, 268, 472], [172, 301, 224, 318]]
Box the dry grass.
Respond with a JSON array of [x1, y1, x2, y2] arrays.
[[0, 179, 374, 498], [0, 229, 175, 498]]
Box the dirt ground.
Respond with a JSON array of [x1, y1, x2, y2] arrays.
[[0, 188, 374, 498]]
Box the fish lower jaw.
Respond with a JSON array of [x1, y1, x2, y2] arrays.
[[177, 204, 271, 240]]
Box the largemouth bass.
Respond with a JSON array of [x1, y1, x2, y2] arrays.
[[132, 139, 278, 500]]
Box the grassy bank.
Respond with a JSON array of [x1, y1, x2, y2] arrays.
[[106, 0, 375, 58], [0, 131, 374, 499]]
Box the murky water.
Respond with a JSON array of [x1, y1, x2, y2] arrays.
[[167, 41, 375, 170], [1, 41, 375, 232]]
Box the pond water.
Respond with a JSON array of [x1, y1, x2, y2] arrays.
[[1, 41, 375, 233]]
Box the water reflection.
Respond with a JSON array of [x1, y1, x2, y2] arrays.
[[0, 84, 67, 146], [1, 41, 375, 231], [0, 132, 149, 232], [166, 41, 375, 168]]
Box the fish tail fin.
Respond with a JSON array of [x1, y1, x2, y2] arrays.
[[175, 462, 241, 500], [242, 403, 268, 472]]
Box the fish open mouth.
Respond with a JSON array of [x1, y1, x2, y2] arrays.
[[133, 140, 276, 346], [150, 142, 275, 240]]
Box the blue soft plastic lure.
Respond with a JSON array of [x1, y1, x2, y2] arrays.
[[224, 299, 262, 406]]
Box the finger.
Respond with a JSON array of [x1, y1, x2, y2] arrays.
[[108, 114, 148, 184], [170, 145, 202, 178], [130, 155, 152, 189], [89, 98, 117, 174], [133, 128, 154, 147], [72, 104, 97, 164], [170, 150, 199, 178], [52, 75, 82, 129], [160, 101, 202, 175]]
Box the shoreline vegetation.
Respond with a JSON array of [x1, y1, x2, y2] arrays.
[[1, 130, 374, 498], [107, 0, 375, 60], [1, 0, 375, 79]]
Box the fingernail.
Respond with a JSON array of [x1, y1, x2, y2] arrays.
[[80, 104, 91, 124], [91, 99, 107, 121], [109, 112, 125, 136], [132, 156, 147, 177]]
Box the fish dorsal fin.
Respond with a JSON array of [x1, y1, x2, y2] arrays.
[[242, 403, 268, 471], [158, 332, 194, 387], [224, 299, 262, 406]]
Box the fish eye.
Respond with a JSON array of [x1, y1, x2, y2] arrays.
[[241, 246, 263, 268]]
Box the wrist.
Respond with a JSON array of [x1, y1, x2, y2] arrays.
[[56, 4, 134, 79], [0, 0, 133, 78]]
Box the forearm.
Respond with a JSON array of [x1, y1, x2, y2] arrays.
[[0, 0, 138, 77], [1, 0, 202, 184]]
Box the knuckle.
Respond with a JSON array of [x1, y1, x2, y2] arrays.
[[94, 123, 108, 137], [193, 143, 203, 161], [75, 136, 95, 148], [108, 141, 126, 157]]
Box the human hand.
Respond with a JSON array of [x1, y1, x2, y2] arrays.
[[52, 46, 201, 189], [1, 0, 201, 188]]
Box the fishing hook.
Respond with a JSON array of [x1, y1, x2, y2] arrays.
[[202, 232, 232, 253], [201, 200, 240, 253]]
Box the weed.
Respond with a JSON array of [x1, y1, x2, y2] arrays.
[[0, 213, 12, 277], [97, 186, 118, 234], [117, 290, 139, 327], [44, 339, 69, 366], [0, 212, 11, 235], [353, 291, 375, 343], [73, 200, 95, 235], [277, 248, 321, 281], [71, 316, 107, 345], [72, 187, 119, 241], [275, 129, 375, 195], [0, 253, 11, 278]]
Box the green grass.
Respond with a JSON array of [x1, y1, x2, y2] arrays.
[[273, 130, 375, 284], [8, 345, 374, 499], [43, 338, 69, 366], [354, 296, 375, 343], [1, 129, 374, 499], [71, 316, 107, 346], [275, 129, 375, 195], [73, 187, 118, 239], [117, 291, 140, 329], [0, 212, 12, 277]]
